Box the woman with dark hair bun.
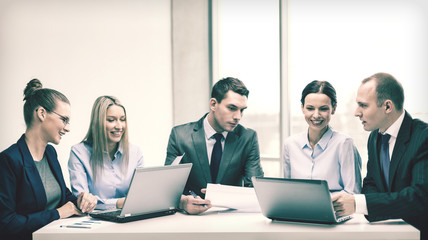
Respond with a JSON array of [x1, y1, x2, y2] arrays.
[[0, 79, 97, 240], [282, 80, 362, 194]]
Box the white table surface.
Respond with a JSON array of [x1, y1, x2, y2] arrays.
[[33, 210, 420, 240]]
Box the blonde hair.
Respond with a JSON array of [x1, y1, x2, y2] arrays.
[[83, 96, 129, 183]]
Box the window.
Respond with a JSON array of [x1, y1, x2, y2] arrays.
[[213, 0, 428, 178], [287, 0, 428, 176], [212, 0, 281, 177]]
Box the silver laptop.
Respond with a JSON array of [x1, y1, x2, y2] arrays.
[[89, 163, 192, 223], [252, 177, 352, 224]]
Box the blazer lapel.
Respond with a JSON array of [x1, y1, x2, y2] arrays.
[[191, 121, 212, 184], [389, 112, 411, 189], [17, 135, 47, 209], [216, 130, 239, 183]]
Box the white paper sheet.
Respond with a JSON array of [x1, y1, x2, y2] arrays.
[[171, 153, 185, 165], [204, 184, 261, 212]]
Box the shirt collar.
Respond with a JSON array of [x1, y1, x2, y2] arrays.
[[106, 142, 124, 159], [300, 126, 333, 150], [116, 142, 124, 155], [317, 126, 333, 150], [383, 111, 405, 139], [84, 140, 123, 158], [203, 114, 228, 140]]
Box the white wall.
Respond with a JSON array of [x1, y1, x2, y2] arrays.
[[171, 0, 211, 126], [0, 0, 173, 187]]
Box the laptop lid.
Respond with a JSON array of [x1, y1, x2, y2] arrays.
[[252, 177, 345, 224], [118, 163, 192, 217]]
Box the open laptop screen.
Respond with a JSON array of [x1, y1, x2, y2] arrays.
[[252, 177, 349, 224], [90, 163, 192, 222]]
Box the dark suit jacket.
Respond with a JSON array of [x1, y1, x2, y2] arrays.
[[165, 114, 264, 197], [0, 134, 77, 240], [362, 111, 428, 232]]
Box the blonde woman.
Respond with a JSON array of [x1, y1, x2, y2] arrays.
[[68, 96, 144, 210]]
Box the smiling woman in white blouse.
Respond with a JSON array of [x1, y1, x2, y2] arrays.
[[68, 96, 144, 210], [283, 80, 362, 194]]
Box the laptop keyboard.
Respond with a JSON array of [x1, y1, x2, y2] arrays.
[[336, 215, 352, 223], [96, 209, 121, 217]]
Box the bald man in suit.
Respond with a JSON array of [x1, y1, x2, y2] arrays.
[[165, 77, 264, 214], [332, 73, 428, 239]]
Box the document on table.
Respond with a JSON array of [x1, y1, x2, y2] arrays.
[[54, 216, 113, 230], [205, 184, 261, 212]]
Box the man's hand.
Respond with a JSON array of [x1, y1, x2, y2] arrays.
[[331, 192, 356, 216], [179, 189, 212, 215]]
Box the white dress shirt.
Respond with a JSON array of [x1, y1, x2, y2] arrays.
[[355, 111, 405, 214], [203, 114, 228, 165], [68, 142, 144, 210], [283, 126, 362, 194]]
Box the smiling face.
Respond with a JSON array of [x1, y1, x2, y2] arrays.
[[42, 100, 71, 145], [355, 80, 388, 132], [105, 105, 126, 146], [302, 93, 336, 133], [208, 90, 247, 132]]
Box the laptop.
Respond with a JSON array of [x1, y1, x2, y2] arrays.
[[252, 177, 352, 224], [89, 163, 192, 223]]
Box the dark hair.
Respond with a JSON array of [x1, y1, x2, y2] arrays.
[[23, 79, 70, 127], [362, 72, 404, 111], [300, 80, 337, 107], [211, 77, 249, 103]]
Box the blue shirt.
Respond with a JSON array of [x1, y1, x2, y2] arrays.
[[282, 127, 362, 194], [68, 142, 144, 210]]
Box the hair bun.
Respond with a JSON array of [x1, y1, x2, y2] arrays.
[[23, 79, 43, 101]]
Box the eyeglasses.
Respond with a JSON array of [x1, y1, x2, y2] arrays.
[[51, 111, 70, 126]]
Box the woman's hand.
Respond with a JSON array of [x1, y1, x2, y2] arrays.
[[77, 192, 97, 213], [116, 197, 125, 209], [57, 201, 80, 219]]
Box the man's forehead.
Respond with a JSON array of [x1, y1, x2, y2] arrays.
[[359, 80, 376, 94], [221, 99, 247, 109], [226, 102, 248, 109]]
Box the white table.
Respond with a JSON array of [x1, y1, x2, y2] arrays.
[[33, 211, 420, 240]]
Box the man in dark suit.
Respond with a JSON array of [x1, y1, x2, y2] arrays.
[[332, 73, 428, 239], [165, 77, 264, 214]]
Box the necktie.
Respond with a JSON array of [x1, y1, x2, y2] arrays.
[[210, 133, 223, 183], [380, 133, 391, 189]]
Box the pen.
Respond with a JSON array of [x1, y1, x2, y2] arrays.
[[189, 190, 207, 207], [60, 225, 91, 229], [73, 222, 91, 225], [82, 220, 101, 224]]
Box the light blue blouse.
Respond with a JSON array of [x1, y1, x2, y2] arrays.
[[68, 142, 144, 210], [282, 127, 362, 194]]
